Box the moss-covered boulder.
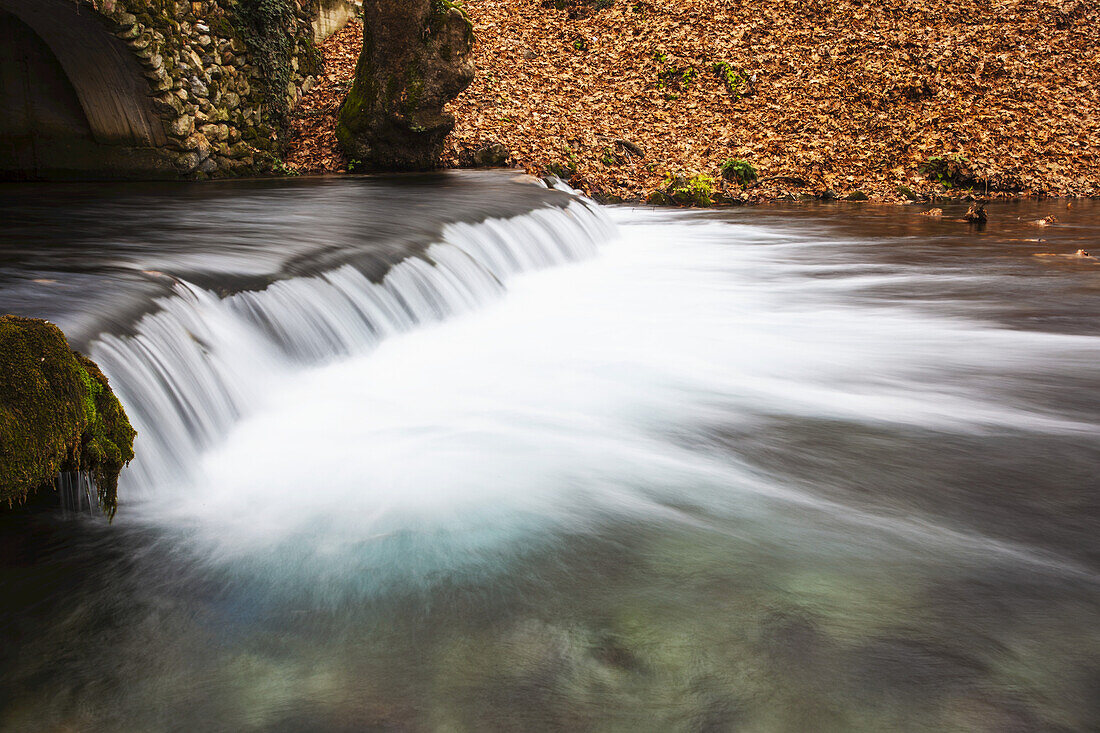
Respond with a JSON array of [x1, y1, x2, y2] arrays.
[[0, 316, 135, 515], [336, 0, 475, 170]]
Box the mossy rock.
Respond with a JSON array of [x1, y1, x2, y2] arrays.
[[897, 185, 925, 202], [0, 316, 135, 514]]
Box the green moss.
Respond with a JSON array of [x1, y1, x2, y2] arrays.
[[336, 44, 377, 154], [430, 0, 469, 29], [0, 316, 135, 515], [209, 14, 238, 39], [424, 1, 473, 75], [654, 172, 715, 206], [299, 36, 324, 77], [224, 0, 299, 143], [646, 190, 674, 205]]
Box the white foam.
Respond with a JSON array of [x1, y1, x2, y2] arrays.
[[100, 206, 1100, 595]]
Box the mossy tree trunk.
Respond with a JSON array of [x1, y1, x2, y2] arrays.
[[336, 0, 474, 170]]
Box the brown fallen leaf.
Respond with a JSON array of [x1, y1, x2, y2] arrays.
[[289, 1, 1100, 201]]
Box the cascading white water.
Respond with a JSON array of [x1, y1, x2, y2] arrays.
[[55, 472, 98, 516], [88, 197, 1100, 601], [91, 200, 615, 494]]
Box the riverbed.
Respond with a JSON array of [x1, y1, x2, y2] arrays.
[[1, 175, 1098, 731]]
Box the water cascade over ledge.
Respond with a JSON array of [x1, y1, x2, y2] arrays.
[[90, 198, 615, 494]]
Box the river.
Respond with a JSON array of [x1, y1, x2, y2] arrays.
[[1, 174, 1098, 731]]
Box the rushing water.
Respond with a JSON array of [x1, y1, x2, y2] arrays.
[[1, 175, 1099, 732]]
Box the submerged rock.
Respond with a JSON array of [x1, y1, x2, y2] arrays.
[[963, 202, 987, 223], [337, 0, 475, 170], [0, 316, 134, 515]]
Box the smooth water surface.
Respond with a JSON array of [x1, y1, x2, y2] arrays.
[[1, 178, 1099, 732]]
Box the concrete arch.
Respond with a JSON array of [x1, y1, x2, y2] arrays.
[[0, 0, 169, 178]]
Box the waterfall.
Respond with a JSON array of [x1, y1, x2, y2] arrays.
[[90, 199, 616, 496], [55, 472, 99, 516]]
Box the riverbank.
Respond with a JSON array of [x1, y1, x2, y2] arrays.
[[287, 0, 1099, 203], [286, 2, 1100, 202], [445, 0, 1100, 204]]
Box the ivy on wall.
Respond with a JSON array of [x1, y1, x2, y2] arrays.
[[226, 0, 296, 128]]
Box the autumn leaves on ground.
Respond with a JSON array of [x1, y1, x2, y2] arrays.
[[287, 0, 1100, 203]]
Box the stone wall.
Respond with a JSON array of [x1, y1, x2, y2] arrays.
[[97, 0, 328, 177]]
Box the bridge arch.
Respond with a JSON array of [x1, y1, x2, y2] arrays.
[[0, 0, 170, 179]]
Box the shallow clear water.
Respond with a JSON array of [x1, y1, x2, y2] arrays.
[[1, 177, 1099, 732]]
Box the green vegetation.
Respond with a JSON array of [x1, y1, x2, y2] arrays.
[[649, 172, 715, 206], [654, 51, 696, 90], [432, 0, 466, 13], [720, 158, 757, 185], [226, 0, 319, 139], [0, 316, 135, 515], [546, 154, 579, 180], [271, 158, 300, 176], [712, 61, 749, 98], [919, 154, 976, 189]]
